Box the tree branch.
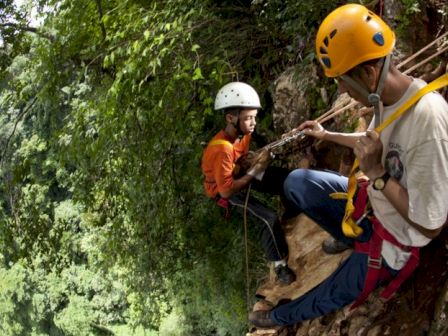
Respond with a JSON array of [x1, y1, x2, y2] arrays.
[[1, 96, 37, 165], [0, 23, 54, 41], [94, 0, 107, 41]]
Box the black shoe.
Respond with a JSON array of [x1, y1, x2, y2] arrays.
[[274, 264, 296, 285], [248, 310, 277, 328], [321, 237, 352, 255]]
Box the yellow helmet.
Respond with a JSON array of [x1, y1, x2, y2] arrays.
[[316, 4, 395, 77]]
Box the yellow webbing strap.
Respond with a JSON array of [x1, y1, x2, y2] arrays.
[[209, 138, 236, 172], [209, 139, 233, 148], [332, 73, 448, 238]]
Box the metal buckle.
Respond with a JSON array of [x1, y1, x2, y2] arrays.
[[367, 256, 382, 270], [355, 211, 368, 225]]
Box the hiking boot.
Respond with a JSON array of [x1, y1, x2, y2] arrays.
[[248, 310, 276, 328], [275, 264, 296, 285], [322, 237, 352, 255]]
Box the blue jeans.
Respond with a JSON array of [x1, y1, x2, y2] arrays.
[[271, 169, 375, 325]]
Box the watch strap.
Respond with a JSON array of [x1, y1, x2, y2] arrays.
[[373, 171, 391, 191]]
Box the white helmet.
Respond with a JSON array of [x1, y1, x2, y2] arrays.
[[214, 82, 262, 110]]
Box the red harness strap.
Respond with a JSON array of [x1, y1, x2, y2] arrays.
[[215, 196, 231, 220], [350, 183, 420, 309]]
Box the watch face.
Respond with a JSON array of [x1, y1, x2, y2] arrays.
[[374, 178, 385, 190]]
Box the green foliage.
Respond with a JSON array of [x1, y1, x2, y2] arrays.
[[252, 0, 338, 67], [395, 0, 422, 39], [0, 0, 342, 334], [0, 258, 130, 336], [0, 263, 31, 336], [54, 295, 95, 336], [0, 1, 32, 80]]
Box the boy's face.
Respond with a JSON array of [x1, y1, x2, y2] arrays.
[[237, 108, 258, 135]]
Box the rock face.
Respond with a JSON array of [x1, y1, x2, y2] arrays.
[[254, 215, 351, 307], [248, 215, 448, 336], [271, 67, 316, 136], [430, 277, 448, 335]]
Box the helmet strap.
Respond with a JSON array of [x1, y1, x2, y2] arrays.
[[370, 54, 391, 127], [341, 54, 391, 127], [232, 110, 244, 137]]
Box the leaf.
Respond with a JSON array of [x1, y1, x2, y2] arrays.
[[192, 67, 204, 81], [61, 86, 71, 95]]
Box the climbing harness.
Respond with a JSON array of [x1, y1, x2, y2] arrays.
[[348, 181, 420, 308]]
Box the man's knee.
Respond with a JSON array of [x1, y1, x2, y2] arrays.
[[283, 169, 308, 207], [284, 168, 305, 191]]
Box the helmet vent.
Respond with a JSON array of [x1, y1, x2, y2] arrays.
[[322, 57, 331, 68], [366, 15, 372, 22], [330, 29, 337, 38], [320, 47, 328, 54], [373, 32, 385, 46], [323, 37, 329, 47]]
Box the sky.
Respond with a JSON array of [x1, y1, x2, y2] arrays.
[[14, 0, 42, 26]]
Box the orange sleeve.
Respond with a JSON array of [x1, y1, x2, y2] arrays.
[[212, 149, 235, 194]]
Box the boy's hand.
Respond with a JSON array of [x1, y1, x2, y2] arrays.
[[247, 148, 272, 179]]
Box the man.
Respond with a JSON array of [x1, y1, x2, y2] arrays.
[[249, 4, 448, 327], [201, 82, 296, 285]]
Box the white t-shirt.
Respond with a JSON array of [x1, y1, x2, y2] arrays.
[[367, 78, 448, 270]]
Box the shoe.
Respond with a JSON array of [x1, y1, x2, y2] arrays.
[[275, 264, 296, 285], [321, 237, 352, 255], [248, 310, 277, 328]]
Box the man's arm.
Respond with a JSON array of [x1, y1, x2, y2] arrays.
[[323, 131, 364, 149], [298, 120, 364, 149], [378, 172, 443, 239], [357, 131, 444, 239]]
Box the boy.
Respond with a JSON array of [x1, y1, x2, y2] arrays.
[[201, 82, 295, 284]]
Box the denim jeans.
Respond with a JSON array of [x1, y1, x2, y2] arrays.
[[271, 169, 375, 325]]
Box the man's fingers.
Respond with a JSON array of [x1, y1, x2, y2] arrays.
[[357, 130, 379, 146], [366, 129, 380, 141], [298, 120, 316, 131]]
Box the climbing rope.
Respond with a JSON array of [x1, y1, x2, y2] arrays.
[[243, 183, 252, 312]]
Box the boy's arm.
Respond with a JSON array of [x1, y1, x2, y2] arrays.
[[219, 174, 254, 199], [217, 149, 271, 199]]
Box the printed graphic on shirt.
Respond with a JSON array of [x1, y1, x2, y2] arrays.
[[385, 150, 403, 181]]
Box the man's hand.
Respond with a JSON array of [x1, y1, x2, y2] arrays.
[[298, 120, 327, 139], [354, 130, 384, 179]]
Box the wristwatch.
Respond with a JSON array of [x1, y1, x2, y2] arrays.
[[372, 171, 391, 191]]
